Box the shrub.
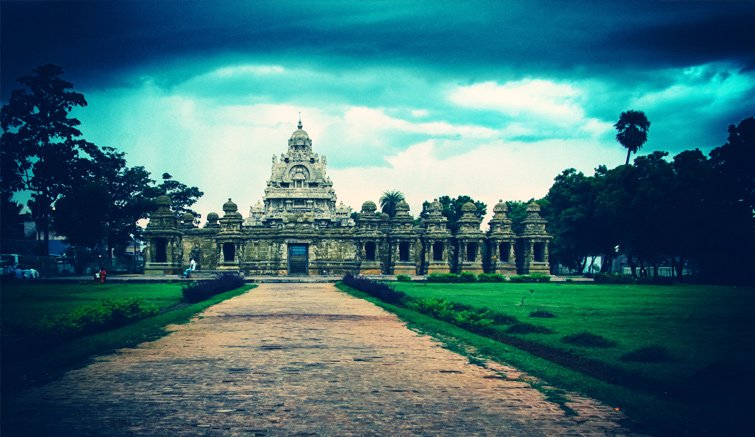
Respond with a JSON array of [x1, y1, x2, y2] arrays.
[[506, 322, 554, 334], [593, 273, 636, 284], [459, 271, 477, 282], [562, 332, 617, 348], [621, 346, 675, 362], [509, 273, 551, 283], [409, 298, 456, 319], [182, 273, 245, 303], [426, 273, 460, 283], [396, 274, 412, 282], [20, 298, 159, 348], [342, 274, 406, 304], [529, 310, 556, 318], [477, 273, 506, 283]]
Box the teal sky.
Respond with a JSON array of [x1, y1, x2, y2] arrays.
[[3, 1, 754, 222]]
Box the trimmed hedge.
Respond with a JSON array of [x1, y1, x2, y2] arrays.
[[509, 273, 551, 283], [342, 273, 406, 304], [182, 274, 246, 303], [396, 274, 412, 282], [11, 298, 159, 350]]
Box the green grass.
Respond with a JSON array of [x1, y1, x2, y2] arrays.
[[350, 281, 755, 434], [1, 282, 185, 325], [391, 282, 755, 387], [1, 281, 255, 393]]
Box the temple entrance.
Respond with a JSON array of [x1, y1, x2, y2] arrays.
[[288, 244, 309, 275]]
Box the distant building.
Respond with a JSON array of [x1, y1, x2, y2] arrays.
[[143, 121, 551, 276]]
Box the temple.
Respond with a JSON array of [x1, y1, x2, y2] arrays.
[[143, 121, 550, 276]]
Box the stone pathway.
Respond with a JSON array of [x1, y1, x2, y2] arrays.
[[3, 284, 636, 436]]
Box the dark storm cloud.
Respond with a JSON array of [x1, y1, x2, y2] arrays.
[[3, 0, 754, 98]]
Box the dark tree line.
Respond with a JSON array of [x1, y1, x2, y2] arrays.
[[1, 64, 203, 257], [541, 117, 755, 283]]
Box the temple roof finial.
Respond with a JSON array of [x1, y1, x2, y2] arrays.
[[297, 112, 302, 129]]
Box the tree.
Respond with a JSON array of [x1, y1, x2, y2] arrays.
[[0, 193, 24, 240], [53, 182, 109, 249], [424, 195, 486, 232], [379, 190, 405, 218], [615, 110, 650, 165], [147, 173, 204, 220], [0, 64, 102, 254], [543, 169, 597, 272]]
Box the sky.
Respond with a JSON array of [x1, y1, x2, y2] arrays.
[[2, 0, 754, 224]]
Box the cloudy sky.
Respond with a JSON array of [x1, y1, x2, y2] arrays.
[[2, 0, 754, 223]]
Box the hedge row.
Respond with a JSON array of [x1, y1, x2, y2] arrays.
[[426, 272, 551, 283], [182, 274, 246, 303], [592, 273, 675, 285], [342, 273, 406, 304], [9, 298, 159, 351]]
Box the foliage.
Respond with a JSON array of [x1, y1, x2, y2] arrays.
[[395, 274, 412, 282], [421, 195, 486, 232], [477, 273, 506, 282], [615, 109, 650, 165], [148, 172, 204, 220], [542, 117, 755, 284], [505, 200, 530, 235], [458, 271, 477, 282], [509, 273, 551, 283], [182, 273, 246, 303], [1, 65, 204, 259], [426, 273, 461, 283], [379, 190, 405, 218], [562, 332, 617, 348], [0, 64, 100, 252], [593, 273, 637, 284], [10, 298, 158, 351], [342, 274, 406, 304]]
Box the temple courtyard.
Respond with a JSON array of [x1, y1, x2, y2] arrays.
[[2, 283, 634, 436]]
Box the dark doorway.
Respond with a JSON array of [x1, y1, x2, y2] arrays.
[[467, 242, 477, 262], [499, 242, 510, 262], [399, 242, 410, 262], [223, 243, 236, 262], [534, 243, 545, 262], [433, 242, 444, 261], [155, 238, 167, 262], [365, 242, 376, 261], [288, 244, 308, 275]]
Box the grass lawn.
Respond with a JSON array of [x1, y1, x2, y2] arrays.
[[1, 280, 254, 393], [362, 281, 755, 434], [1, 282, 185, 325], [391, 282, 755, 386]]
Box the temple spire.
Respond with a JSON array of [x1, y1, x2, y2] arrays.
[[297, 112, 302, 129]]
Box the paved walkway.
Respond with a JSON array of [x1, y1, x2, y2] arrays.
[[3, 284, 633, 436]]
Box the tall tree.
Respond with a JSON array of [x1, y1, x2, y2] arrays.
[[615, 110, 651, 165], [379, 190, 405, 218], [0, 64, 101, 254]]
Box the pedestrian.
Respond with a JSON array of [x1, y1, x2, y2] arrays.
[[99, 266, 107, 283], [183, 258, 196, 278]]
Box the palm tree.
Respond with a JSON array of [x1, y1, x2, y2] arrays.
[[615, 110, 651, 165], [379, 190, 405, 218]]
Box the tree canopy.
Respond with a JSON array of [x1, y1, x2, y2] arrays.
[[1, 64, 203, 256], [379, 190, 405, 218], [615, 109, 650, 165]]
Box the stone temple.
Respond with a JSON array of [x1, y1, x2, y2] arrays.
[[143, 121, 550, 276]]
